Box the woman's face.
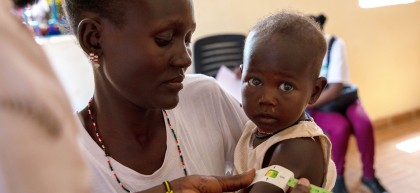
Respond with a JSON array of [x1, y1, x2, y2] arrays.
[[98, 0, 196, 109]]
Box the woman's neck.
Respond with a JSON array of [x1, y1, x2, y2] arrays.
[[81, 96, 169, 175], [91, 96, 165, 138]]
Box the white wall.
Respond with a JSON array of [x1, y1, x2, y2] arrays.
[[192, 1, 420, 121], [37, 35, 94, 112], [40, 2, 420, 120]]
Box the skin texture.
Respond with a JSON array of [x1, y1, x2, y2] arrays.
[[240, 12, 327, 193]]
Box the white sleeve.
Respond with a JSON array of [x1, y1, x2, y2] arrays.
[[212, 79, 248, 175], [178, 75, 249, 175], [326, 37, 352, 85]]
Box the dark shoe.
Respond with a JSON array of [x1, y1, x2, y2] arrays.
[[333, 175, 349, 193], [361, 177, 389, 193]]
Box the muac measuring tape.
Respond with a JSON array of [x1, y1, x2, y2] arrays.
[[249, 165, 331, 193]]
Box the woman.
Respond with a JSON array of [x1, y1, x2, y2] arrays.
[[61, 0, 314, 193]]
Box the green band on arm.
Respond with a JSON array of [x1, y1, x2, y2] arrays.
[[249, 165, 331, 193], [287, 178, 331, 193]]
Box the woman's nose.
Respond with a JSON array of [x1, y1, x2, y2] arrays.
[[172, 43, 192, 68]]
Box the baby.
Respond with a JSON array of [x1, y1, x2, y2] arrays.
[[234, 10, 336, 193]]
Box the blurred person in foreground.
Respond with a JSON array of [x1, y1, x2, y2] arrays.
[[0, 0, 90, 192]]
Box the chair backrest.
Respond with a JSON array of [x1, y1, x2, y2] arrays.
[[193, 34, 246, 77]]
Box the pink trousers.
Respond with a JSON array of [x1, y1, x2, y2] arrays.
[[310, 100, 375, 179]]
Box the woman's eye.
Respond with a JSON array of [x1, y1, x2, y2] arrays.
[[279, 83, 294, 91], [248, 78, 262, 86], [155, 37, 172, 47], [155, 31, 173, 47]]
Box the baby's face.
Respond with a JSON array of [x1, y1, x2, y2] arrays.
[[241, 33, 317, 132]]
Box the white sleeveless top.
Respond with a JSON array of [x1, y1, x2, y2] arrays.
[[234, 120, 336, 191]]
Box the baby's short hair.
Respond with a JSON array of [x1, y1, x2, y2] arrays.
[[247, 10, 327, 77]]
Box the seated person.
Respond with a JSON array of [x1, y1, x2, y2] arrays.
[[307, 14, 388, 193]]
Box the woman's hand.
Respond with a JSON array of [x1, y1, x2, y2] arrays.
[[135, 169, 254, 193], [136, 170, 311, 193], [170, 170, 311, 193], [170, 169, 256, 193], [288, 178, 311, 193]]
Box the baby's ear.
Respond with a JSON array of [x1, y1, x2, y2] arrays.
[[309, 77, 327, 104], [77, 18, 102, 55]]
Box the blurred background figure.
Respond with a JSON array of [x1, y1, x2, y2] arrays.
[[307, 14, 389, 193], [30, 0, 50, 35]]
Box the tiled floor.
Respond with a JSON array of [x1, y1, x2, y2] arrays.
[[343, 117, 420, 193]]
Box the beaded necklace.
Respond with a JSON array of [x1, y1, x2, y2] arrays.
[[87, 99, 188, 192], [254, 127, 274, 139]]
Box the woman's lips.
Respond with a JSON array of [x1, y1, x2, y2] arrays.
[[163, 76, 184, 91], [165, 82, 183, 90]]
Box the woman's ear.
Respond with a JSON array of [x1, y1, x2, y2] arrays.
[[309, 77, 327, 104], [77, 18, 102, 55]]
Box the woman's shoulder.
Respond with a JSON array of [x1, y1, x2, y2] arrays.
[[183, 74, 219, 89], [177, 74, 244, 119], [181, 74, 227, 99]]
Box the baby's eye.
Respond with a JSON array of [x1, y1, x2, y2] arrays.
[[248, 78, 262, 86], [279, 83, 294, 91]]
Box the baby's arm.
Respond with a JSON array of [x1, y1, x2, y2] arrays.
[[248, 137, 325, 193]]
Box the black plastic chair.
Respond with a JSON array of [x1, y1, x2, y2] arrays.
[[193, 34, 246, 77]]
